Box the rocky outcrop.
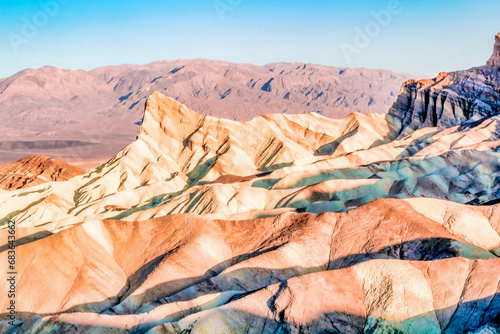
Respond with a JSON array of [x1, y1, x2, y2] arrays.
[[389, 33, 500, 137], [487, 33, 500, 68], [0, 155, 84, 190]]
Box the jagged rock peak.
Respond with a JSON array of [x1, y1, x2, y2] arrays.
[[486, 32, 500, 67], [388, 36, 500, 138], [138, 91, 201, 139]]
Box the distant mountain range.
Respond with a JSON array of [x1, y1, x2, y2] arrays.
[[0, 60, 415, 169]]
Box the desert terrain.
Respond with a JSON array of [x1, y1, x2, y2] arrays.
[[0, 33, 499, 333]]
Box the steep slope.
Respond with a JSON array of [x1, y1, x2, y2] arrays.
[[389, 34, 500, 138], [2, 85, 500, 229], [0, 155, 84, 190], [0, 60, 414, 168], [1, 81, 500, 228]]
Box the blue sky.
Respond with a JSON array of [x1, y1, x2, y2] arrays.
[[1, 0, 499, 78]]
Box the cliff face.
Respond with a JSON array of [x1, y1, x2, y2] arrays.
[[487, 33, 500, 68], [389, 33, 500, 138]]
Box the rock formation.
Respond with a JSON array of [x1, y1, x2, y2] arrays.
[[389, 40, 500, 137], [2, 88, 500, 229], [487, 33, 500, 68], [1, 198, 499, 333], [0, 34, 500, 334], [0, 155, 84, 190]]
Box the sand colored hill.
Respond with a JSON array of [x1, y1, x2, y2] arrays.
[[0, 155, 84, 190], [0, 86, 499, 332], [1, 89, 499, 230], [1, 198, 499, 333]]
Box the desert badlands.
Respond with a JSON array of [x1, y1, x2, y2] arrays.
[[0, 34, 499, 333]]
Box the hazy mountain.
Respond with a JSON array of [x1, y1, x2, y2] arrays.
[[91, 60, 413, 119]]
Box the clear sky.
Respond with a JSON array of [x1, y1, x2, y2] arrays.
[[1, 0, 499, 79]]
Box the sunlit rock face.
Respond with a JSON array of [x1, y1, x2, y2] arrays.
[[3, 89, 500, 229], [0, 92, 397, 229], [487, 33, 500, 68], [1, 34, 500, 334]]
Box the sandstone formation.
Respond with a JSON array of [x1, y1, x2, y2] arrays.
[[1, 89, 500, 229], [1, 198, 499, 333], [0, 34, 500, 334], [0, 155, 84, 191], [487, 33, 500, 68], [0, 61, 414, 169]]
